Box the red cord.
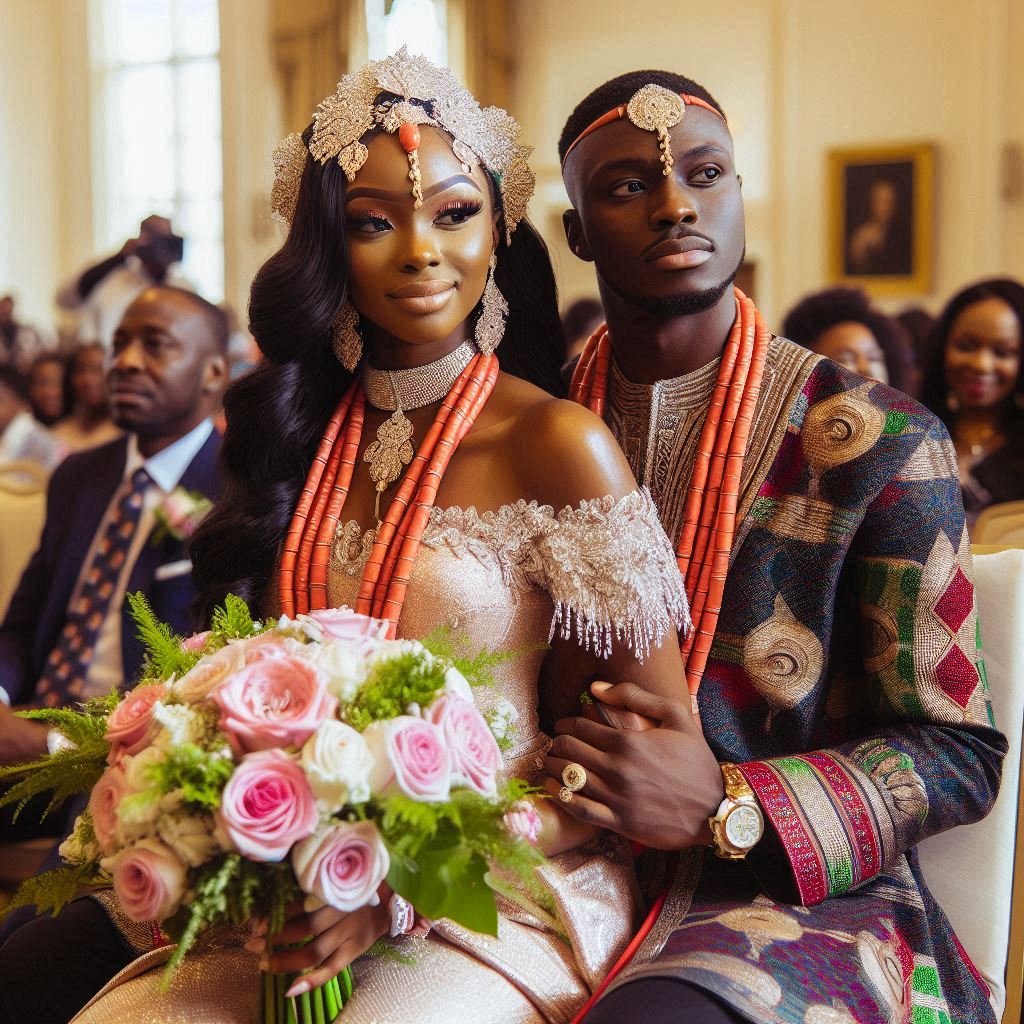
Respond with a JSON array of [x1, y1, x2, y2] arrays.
[[569, 884, 669, 1023]]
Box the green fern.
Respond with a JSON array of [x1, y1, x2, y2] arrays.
[[0, 861, 108, 920], [0, 742, 108, 821], [210, 594, 257, 642], [127, 591, 197, 679], [420, 629, 544, 690], [14, 704, 110, 749]]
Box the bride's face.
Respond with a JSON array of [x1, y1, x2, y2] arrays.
[[344, 126, 498, 349]]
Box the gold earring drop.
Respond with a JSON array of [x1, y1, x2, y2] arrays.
[[474, 254, 507, 355], [332, 302, 363, 371]]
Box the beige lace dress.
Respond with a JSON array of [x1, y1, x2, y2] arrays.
[[73, 490, 686, 1024]]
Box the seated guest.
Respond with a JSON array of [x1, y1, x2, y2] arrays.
[[560, 296, 604, 385], [50, 343, 122, 454], [0, 286, 227, 766], [0, 366, 60, 471], [782, 286, 909, 391], [0, 295, 49, 373], [25, 353, 67, 428], [895, 306, 936, 399], [921, 278, 1024, 528]]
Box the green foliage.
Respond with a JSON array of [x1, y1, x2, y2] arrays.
[[162, 855, 300, 982], [0, 708, 110, 821], [346, 650, 448, 731], [128, 592, 198, 679], [420, 629, 540, 690], [210, 594, 258, 644], [149, 743, 234, 810], [0, 861, 108, 921]]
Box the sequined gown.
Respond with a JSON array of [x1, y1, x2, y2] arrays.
[[72, 490, 687, 1024]]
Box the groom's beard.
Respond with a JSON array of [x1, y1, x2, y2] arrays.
[[609, 249, 745, 317]]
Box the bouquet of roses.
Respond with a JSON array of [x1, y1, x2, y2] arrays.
[[0, 594, 544, 1022]]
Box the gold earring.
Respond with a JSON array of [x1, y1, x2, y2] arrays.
[[474, 254, 507, 356], [332, 301, 362, 371]]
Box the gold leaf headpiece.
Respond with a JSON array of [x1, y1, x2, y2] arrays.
[[270, 47, 535, 245]]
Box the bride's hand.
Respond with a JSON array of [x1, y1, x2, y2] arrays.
[[246, 892, 390, 997]]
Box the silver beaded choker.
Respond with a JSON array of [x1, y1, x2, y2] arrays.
[[363, 341, 476, 412]]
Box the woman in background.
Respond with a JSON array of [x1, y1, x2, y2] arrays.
[[921, 278, 1024, 527], [50, 343, 122, 453], [25, 352, 67, 427], [782, 286, 910, 392]]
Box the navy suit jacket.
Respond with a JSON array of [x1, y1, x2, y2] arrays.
[[0, 429, 222, 705]]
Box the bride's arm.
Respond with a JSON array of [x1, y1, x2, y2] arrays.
[[515, 400, 690, 856]]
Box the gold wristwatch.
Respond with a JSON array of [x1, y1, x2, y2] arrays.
[[708, 762, 764, 859]]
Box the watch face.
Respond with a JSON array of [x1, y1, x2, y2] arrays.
[[724, 804, 763, 850]]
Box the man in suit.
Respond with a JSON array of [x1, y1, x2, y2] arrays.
[[0, 285, 227, 765]]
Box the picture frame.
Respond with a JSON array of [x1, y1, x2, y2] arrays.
[[827, 143, 935, 297]]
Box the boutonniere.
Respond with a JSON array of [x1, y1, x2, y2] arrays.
[[151, 487, 213, 546]]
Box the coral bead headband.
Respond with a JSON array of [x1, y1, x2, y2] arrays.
[[561, 84, 727, 177]]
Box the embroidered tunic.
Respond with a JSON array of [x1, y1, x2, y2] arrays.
[[608, 337, 1006, 1024]]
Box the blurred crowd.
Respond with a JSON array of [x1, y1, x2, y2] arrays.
[[562, 278, 1024, 532]]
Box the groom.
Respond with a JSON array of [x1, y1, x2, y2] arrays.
[[548, 70, 1005, 1023]]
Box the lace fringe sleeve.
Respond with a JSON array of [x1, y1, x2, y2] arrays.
[[535, 489, 690, 661]]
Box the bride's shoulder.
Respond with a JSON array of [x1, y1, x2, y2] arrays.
[[489, 373, 635, 510]]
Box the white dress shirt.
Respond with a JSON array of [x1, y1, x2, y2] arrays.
[[68, 417, 214, 698]]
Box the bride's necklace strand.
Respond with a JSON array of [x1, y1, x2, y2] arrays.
[[570, 286, 769, 706], [362, 341, 478, 525], [278, 352, 499, 630]]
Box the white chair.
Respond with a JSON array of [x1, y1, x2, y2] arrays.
[[916, 548, 1024, 1021], [974, 502, 1024, 547], [0, 459, 48, 616]]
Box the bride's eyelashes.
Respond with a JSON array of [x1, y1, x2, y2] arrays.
[[346, 198, 483, 234]]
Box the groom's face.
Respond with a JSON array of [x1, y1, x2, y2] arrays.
[[562, 105, 745, 312]]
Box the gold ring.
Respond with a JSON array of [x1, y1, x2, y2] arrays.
[[561, 763, 587, 792], [558, 786, 574, 803]]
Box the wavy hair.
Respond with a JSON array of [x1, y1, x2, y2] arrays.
[[191, 121, 566, 621]]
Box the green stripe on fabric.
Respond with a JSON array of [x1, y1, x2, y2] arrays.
[[912, 1007, 939, 1024], [913, 964, 941, 998], [884, 410, 909, 435]]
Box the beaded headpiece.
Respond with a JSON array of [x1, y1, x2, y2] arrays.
[[561, 84, 726, 176], [270, 47, 535, 244]]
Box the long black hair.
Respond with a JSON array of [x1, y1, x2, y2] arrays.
[[191, 118, 566, 621], [919, 277, 1024, 431]]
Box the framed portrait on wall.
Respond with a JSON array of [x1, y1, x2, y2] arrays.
[[827, 143, 935, 297]]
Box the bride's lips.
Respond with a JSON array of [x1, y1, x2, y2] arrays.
[[388, 279, 457, 315]]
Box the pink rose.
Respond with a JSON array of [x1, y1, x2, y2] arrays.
[[216, 749, 318, 860], [88, 765, 129, 857], [173, 643, 245, 703], [105, 683, 166, 762], [212, 655, 336, 754], [363, 717, 450, 803], [162, 492, 194, 533], [106, 838, 186, 921], [429, 695, 501, 797], [291, 821, 390, 912], [503, 800, 542, 846], [303, 607, 389, 645], [181, 630, 212, 654]]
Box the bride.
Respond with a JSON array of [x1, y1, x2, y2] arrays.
[[5, 51, 693, 1024]]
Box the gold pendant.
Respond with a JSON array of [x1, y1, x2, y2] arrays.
[[363, 409, 415, 523]]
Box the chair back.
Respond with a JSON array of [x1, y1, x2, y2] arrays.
[[916, 549, 1024, 1020], [0, 460, 48, 615], [974, 502, 1024, 546]]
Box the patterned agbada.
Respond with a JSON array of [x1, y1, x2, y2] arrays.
[[603, 335, 1006, 1024]]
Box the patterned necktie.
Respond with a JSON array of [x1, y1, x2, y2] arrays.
[[36, 466, 152, 707]]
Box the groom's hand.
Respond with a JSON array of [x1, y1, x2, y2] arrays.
[[543, 681, 725, 851]]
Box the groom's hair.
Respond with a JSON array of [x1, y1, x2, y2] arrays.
[[558, 70, 725, 163]]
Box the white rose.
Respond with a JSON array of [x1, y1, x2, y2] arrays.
[[443, 667, 473, 703], [152, 702, 203, 748], [306, 642, 369, 704], [59, 814, 100, 866], [156, 810, 225, 867], [487, 698, 519, 744], [300, 720, 374, 812]]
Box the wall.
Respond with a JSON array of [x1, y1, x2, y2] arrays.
[[512, 0, 1024, 324]]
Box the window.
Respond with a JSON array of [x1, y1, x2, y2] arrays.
[[90, 0, 223, 301], [365, 0, 447, 66]]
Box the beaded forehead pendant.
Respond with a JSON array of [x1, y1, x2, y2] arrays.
[[270, 47, 535, 244]]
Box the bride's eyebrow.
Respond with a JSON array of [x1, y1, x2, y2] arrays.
[[346, 174, 481, 205]]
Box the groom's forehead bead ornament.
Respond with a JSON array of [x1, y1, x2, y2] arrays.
[[270, 46, 535, 244], [560, 83, 727, 176]]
